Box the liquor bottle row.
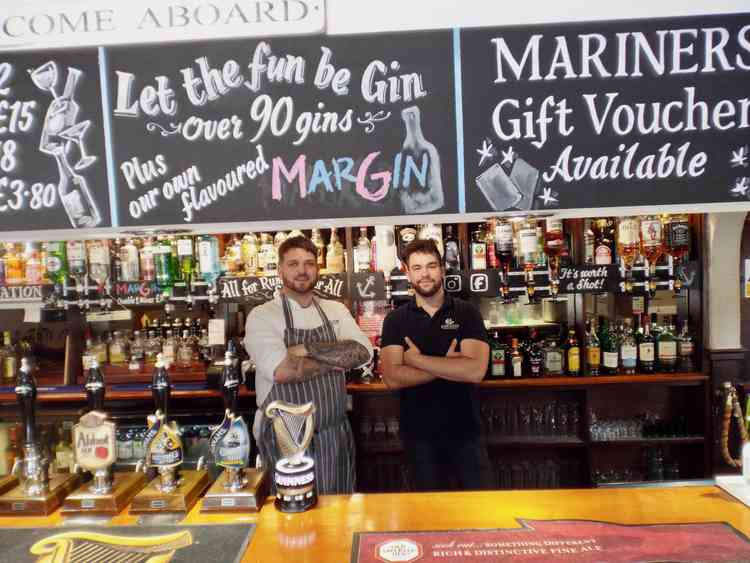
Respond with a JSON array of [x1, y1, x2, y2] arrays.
[[0, 213, 692, 286], [487, 314, 695, 378], [83, 324, 211, 372]]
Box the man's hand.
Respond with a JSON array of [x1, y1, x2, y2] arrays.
[[445, 339, 460, 358], [403, 337, 422, 366], [287, 344, 308, 358]]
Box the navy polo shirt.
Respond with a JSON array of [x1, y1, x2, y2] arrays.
[[380, 295, 488, 441]]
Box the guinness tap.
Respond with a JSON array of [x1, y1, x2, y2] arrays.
[[14, 358, 49, 496]]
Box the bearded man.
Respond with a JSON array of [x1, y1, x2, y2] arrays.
[[380, 238, 490, 491], [245, 235, 372, 494]]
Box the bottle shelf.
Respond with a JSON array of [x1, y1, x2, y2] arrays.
[[485, 436, 585, 448], [484, 321, 559, 330]]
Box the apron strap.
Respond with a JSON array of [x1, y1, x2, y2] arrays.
[[280, 293, 295, 331]]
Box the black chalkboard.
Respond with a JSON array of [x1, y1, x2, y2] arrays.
[[461, 13, 750, 214], [106, 31, 458, 227], [0, 48, 111, 231]]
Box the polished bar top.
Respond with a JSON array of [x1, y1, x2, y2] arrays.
[[0, 485, 746, 562]]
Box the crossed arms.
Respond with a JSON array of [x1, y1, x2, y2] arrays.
[[380, 337, 489, 390], [274, 340, 371, 383]]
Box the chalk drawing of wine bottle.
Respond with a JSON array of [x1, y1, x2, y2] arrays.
[[399, 106, 444, 214], [29, 61, 101, 228]]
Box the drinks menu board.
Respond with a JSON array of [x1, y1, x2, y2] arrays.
[[461, 13, 750, 214], [0, 49, 111, 231], [106, 32, 458, 227]]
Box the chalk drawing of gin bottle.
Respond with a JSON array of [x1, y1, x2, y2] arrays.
[[56, 152, 102, 228], [400, 106, 444, 214]]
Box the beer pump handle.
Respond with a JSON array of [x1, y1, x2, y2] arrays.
[[84, 357, 106, 412], [15, 357, 37, 449], [151, 353, 171, 418], [220, 351, 241, 414]]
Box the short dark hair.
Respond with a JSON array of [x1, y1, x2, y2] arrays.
[[278, 235, 318, 264], [403, 238, 442, 267]]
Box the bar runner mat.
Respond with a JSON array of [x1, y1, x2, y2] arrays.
[[0, 523, 254, 563], [352, 519, 750, 562]]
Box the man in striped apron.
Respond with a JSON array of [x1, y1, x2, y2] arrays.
[[244, 235, 373, 494]]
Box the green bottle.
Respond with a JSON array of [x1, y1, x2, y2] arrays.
[[44, 241, 68, 286], [600, 318, 619, 375], [177, 235, 195, 285], [170, 236, 183, 283], [153, 236, 174, 289]]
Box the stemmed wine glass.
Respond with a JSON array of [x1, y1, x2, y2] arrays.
[[28, 61, 59, 97]]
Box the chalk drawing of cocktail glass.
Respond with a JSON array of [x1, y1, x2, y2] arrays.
[[59, 120, 97, 170]]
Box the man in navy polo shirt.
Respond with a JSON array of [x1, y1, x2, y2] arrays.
[[380, 238, 490, 491]]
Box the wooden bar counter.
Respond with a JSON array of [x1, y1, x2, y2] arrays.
[[0, 485, 747, 561]]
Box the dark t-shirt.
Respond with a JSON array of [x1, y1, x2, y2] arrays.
[[380, 295, 488, 441]]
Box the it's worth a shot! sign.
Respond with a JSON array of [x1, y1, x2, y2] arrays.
[[462, 14, 750, 214]]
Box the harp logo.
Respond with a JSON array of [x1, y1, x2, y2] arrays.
[[30, 529, 193, 562]]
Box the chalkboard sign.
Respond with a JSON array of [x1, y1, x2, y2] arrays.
[[218, 273, 347, 303], [558, 265, 619, 294], [0, 48, 111, 231], [106, 31, 458, 227], [461, 13, 750, 213]]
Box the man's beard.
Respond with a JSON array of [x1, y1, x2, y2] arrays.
[[413, 277, 441, 298], [281, 272, 318, 295]]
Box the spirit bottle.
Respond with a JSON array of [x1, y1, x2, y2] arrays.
[[326, 229, 345, 274], [592, 218, 616, 265], [640, 214, 665, 295], [400, 106, 443, 214], [176, 235, 195, 285], [108, 330, 128, 364], [470, 226, 487, 270], [169, 236, 183, 284], [55, 153, 102, 228], [273, 231, 288, 268], [140, 237, 156, 282], [354, 227, 372, 273], [162, 330, 177, 367], [131, 330, 146, 364], [544, 218, 565, 297], [3, 243, 25, 285], [493, 219, 513, 300], [510, 338, 523, 378], [619, 318, 637, 375], [241, 233, 259, 275], [600, 319, 619, 375], [585, 319, 601, 376], [543, 339, 563, 377], [638, 314, 655, 374], [419, 224, 444, 259], [527, 334, 543, 378], [616, 216, 640, 292], [87, 239, 111, 292], [43, 241, 68, 287], [311, 229, 326, 270], [666, 214, 690, 292], [177, 330, 195, 368], [489, 331, 506, 378], [258, 233, 276, 275], [656, 317, 677, 373], [119, 238, 140, 282], [1, 331, 17, 382], [443, 224, 461, 271], [677, 318, 695, 372], [485, 220, 499, 269], [222, 235, 242, 276], [153, 237, 174, 289], [24, 243, 43, 285], [565, 328, 581, 376], [518, 217, 540, 301], [198, 235, 221, 284]]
